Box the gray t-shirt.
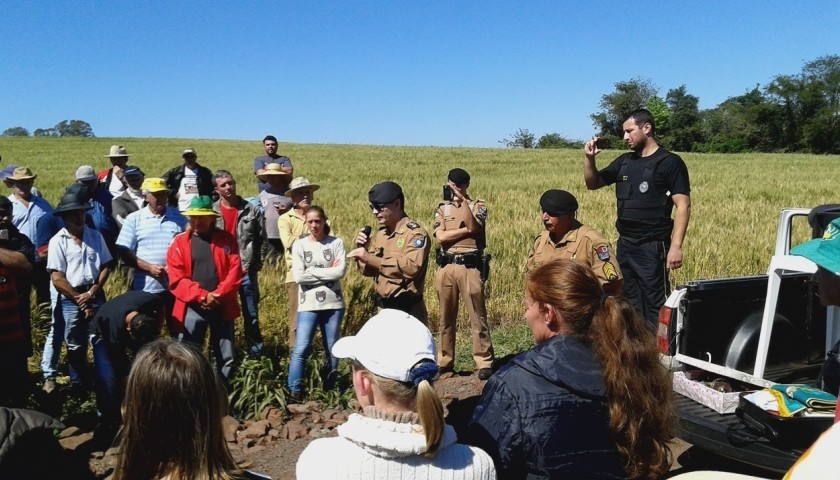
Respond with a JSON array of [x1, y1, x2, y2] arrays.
[[258, 188, 293, 239]]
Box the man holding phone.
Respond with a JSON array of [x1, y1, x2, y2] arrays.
[[583, 108, 691, 328], [432, 168, 494, 380]]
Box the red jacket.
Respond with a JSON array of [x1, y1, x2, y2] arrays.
[[166, 228, 242, 329]]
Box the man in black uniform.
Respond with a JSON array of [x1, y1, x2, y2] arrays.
[[90, 290, 164, 425], [583, 108, 691, 328]]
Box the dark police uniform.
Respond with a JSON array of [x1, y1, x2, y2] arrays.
[[433, 197, 494, 371], [598, 148, 690, 326]]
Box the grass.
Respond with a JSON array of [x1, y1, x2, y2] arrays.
[[3, 137, 839, 417]]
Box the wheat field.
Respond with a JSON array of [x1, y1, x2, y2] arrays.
[[2, 136, 838, 350]]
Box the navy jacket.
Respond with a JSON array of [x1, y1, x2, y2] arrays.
[[465, 335, 624, 480]]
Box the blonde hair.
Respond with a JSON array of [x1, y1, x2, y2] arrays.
[[526, 260, 673, 479], [114, 339, 243, 480], [353, 360, 445, 457]]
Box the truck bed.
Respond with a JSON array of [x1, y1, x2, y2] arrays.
[[674, 393, 803, 473]]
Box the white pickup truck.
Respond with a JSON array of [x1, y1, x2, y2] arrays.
[[658, 207, 840, 472]]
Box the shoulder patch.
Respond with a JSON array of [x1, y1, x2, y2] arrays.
[[594, 243, 611, 261], [406, 221, 420, 230], [475, 204, 487, 220], [412, 235, 426, 248]]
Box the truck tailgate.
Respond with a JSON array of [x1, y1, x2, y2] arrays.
[[674, 393, 803, 473]]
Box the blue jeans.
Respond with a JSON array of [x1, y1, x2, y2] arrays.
[[239, 270, 263, 354], [287, 309, 343, 394], [177, 306, 235, 383], [41, 294, 103, 384], [91, 335, 130, 422]]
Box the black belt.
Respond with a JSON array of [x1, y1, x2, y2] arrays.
[[73, 284, 95, 294], [441, 251, 481, 268], [378, 295, 422, 311]]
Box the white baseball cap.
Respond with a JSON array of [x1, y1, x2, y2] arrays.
[[332, 309, 436, 383]]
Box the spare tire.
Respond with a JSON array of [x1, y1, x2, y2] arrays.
[[723, 311, 803, 372]]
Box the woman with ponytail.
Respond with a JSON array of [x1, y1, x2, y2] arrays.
[[465, 259, 672, 479], [296, 309, 496, 480]]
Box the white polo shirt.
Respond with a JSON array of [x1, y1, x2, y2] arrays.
[[47, 225, 112, 300]]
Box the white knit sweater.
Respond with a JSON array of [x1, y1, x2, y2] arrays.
[[291, 235, 347, 312], [296, 406, 496, 480]]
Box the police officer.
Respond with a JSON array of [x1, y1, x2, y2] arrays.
[[583, 108, 691, 328], [525, 190, 623, 296], [348, 181, 431, 323], [433, 168, 494, 380]]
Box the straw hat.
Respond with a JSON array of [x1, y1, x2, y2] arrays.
[[257, 163, 292, 181], [105, 145, 130, 157], [285, 177, 320, 197], [7, 167, 36, 181]]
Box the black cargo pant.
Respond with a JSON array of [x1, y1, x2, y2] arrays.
[[616, 237, 670, 330]]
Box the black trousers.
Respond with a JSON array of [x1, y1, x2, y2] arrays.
[[616, 237, 670, 329]]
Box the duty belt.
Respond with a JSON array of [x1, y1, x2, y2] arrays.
[[378, 294, 422, 311], [441, 251, 481, 268]]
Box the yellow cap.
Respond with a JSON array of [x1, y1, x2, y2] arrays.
[[141, 177, 167, 193]]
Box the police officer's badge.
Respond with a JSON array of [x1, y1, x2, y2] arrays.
[[304, 251, 313, 263], [396, 238, 405, 248], [639, 181, 649, 193], [323, 249, 333, 262], [594, 244, 611, 261], [316, 291, 326, 303]]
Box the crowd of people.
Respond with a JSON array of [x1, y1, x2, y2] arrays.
[[1, 109, 777, 480]]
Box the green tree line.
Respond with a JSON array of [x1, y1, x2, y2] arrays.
[[2, 120, 95, 138], [505, 55, 840, 154]]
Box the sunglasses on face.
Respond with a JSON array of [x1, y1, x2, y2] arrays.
[[370, 202, 390, 212]]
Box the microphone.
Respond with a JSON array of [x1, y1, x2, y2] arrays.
[[358, 226, 372, 247]]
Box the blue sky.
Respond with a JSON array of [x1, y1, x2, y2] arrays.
[[1, 1, 837, 147]]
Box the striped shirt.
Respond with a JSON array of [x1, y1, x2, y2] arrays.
[[116, 207, 187, 293]]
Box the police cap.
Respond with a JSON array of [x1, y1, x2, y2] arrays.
[[539, 189, 578, 216], [368, 181, 404, 204], [448, 168, 470, 185]]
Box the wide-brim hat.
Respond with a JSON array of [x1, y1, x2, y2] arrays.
[[105, 145, 129, 157], [7, 167, 36, 182], [285, 177, 320, 197], [183, 195, 220, 217], [257, 163, 293, 181], [792, 218, 840, 275], [141, 178, 167, 193], [52, 193, 93, 216], [331, 309, 436, 383]]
